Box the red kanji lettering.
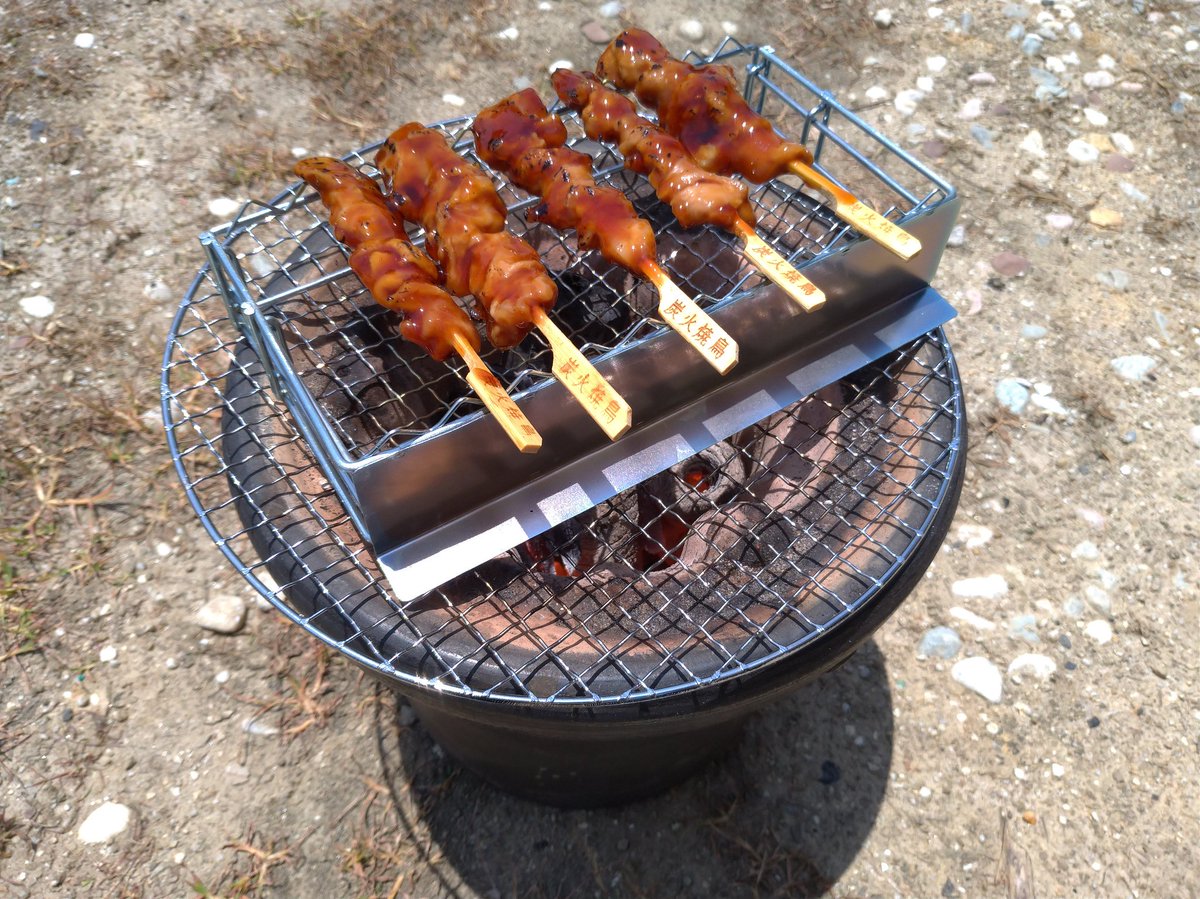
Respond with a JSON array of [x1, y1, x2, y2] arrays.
[[710, 337, 728, 358]]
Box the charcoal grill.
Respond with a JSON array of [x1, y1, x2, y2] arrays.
[[162, 39, 966, 805]]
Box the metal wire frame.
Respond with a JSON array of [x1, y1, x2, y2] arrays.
[[163, 261, 965, 703]]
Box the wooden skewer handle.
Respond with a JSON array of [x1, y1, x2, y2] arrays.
[[786, 160, 922, 261], [731, 219, 826, 312], [531, 308, 632, 441], [451, 334, 542, 454], [642, 262, 738, 375]]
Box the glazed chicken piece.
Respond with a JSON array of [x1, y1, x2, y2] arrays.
[[595, 28, 813, 183], [471, 88, 657, 275], [551, 68, 756, 230], [374, 124, 557, 349], [294, 157, 480, 361]]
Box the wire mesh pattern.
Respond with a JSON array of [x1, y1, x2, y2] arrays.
[[163, 257, 964, 703]]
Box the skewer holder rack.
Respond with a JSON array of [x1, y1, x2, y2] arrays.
[[193, 39, 959, 602]]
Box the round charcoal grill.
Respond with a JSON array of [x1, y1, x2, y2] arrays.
[[163, 261, 966, 806]]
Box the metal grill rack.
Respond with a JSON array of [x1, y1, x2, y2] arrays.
[[162, 39, 964, 705]]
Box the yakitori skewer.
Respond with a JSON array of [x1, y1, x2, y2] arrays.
[[294, 157, 541, 452], [596, 28, 922, 261], [374, 125, 631, 439], [552, 69, 825, 312], [471, 88, 738, 374]]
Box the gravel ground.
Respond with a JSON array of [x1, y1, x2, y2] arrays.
[[1, 0, 1198, 897]]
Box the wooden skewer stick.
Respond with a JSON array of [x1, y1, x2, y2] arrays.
[[641, 261, 738, 375], [449, 333, 543, 454], [786, 161, 922, 261], [530, 308, 632, 440], [729, 218, 826, 312]]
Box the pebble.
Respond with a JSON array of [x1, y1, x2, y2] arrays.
[[242, 716, 280, 736], [547, 59, 574, 74], [1110, 354, 1157, 381], [968, 71, 997, 85], [1097, 54, 1116, 71], [1088, 207, 1123, 229], [494, 26, 519, 40], [918, 78, 935, 94], [1021, 324, 1048, 339], [874, 9, 894, 28], [1020, 34, 1044, 56], [949, 607, 996, 631], [1083, 107, 1109, 127], [99, 646, 117, 663], [225, 762, 250, 784], [1189, 425, 1200, 449], [951, 657, 1003, 703], [1096, 269, 1131, 291], [19, 295, 55, 318], [78, 802, 131, 844], [947, 224, 966, 247], [1045, 212, 1074, 229], [290, 146, 308, 158], [1066, 139, 1100, 164], [194, 594, 247, 634], [1008, 614, 1039, 644], [995, 378, 1031, 414], [1029, 393, 1068, 416], [1063, 596, 1086, 618], [73, 33, 95, 49], [143, 279, 173, 303], [1084, 585, 1112, 616], [991, 252, 1030, 278], [969, 124, 994, 149], [1071, 540, 1100, 561], [918, 626, 963, 659], [598, 1, 623, 17], [1051, 763, 1065, 778], [926, 56, 947, 74], [1083, 71, 1115, 89], [581, 20, 612, 44], [865, 86, 890, 102], [1019, 130, 1047, 157], [677, 19, 705, 41], [1008, 653, 1056, 682], [954, 523, 994, 549], [952, 574, 1008, 600], [1076, 507, 1106, 530], [720, 21, 738, 35], [1084, 620, 1113, 645], [1120, 429, 1137, 444], [513, 75, 533, 90], [155, 541, 172, 558], [894, 89, 924, 116], [207, 197, 240, 219], [1110, 132, 1135, 155], [1119, 181, 1148, 203], [214, 669, 230, 685], [441, 93, 465, 107], [958, 97, 983, 119]]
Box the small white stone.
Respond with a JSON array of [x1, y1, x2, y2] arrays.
[[1045, 212, 1074, 229], [677, 19, 705, 41], [720, 20, 739, 35], [98, 645, 117, 663], [78, 802, 131, 844], [1083, 107, 1109, 127], [952, 657, 1003, 703], [194, 594, 247, 635], [1097, 54, 1116, 71], [19, 295, 55, 318], [155, 541, 172, 558], [954, 524, 993, 549], [1019, 130, 1047, 157], [174, 851, 186, 864], [927, 6, 943, 18], [1188, 425, 1200, 449], [214, 670, 230, 685], [494, 26, 519, 40], [1051, 762, 1066, 778], [968, 71, 996, 85], [73, 33, 95, 49], [952, 574, 1008, 600], [548, 59, 575, 74], [1044, 55, 1066, 74], [949, 606, 996, 631], [1084, 619, 1114, 644], [894, 89, 924, 116], [865, 85, 890, 102], [1071, 540, 1100, 560], [958, 97, 983, 119], [441, 92, 465, 107], [207, 197, 240, 219], [1185, 40, 1199, 53], [1007, 653, 1056, 682], [916, 75, 935, 93], [143, 279, 173, 303], [1067, 139, 1100, 164], [1083, 70, 1115, 89], [1110, 132, 1134, 155], [1014, 767, 1028, 781], [926, 55, 947, 74], [873, 8, 894, 28], [598, 1, 623, 18], [1110, 355, 1157, 381], [165, 657, 178, 670], [290, 146, 309, 158]]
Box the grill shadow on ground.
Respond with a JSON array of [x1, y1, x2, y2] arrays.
[[375, 639, 893, 898]]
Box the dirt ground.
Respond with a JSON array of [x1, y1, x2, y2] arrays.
[[2, 0, 1198, 897]]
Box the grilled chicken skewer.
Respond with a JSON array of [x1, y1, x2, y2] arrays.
[[595, 29, 921, 261], [472, 88, 738, 374], [294, 157, 541, 453], [552, 69, 825, 312], [375, 125, 631, 439]]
